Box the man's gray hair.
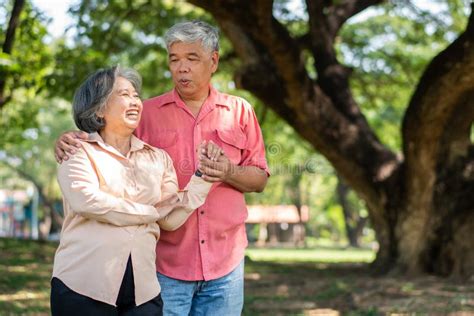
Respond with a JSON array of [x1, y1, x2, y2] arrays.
[[72, 66, 142, 133], [164, 20, 219, 52]]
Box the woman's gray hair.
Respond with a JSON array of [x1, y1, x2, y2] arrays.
[[164, 20, 219, 53], [72, 66, 142, 133]]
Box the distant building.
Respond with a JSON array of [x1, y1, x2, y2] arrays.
[[246, 205, 309, 246], [0, 189, 30, 238]]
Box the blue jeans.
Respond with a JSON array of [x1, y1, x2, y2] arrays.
[[157, 259, 244, 316]]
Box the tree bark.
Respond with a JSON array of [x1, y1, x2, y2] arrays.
[[189, 0, 474, 277]]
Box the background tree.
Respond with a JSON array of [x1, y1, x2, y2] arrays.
[[1, 1, 63, 237], [186, 0, 473, 276], [0, 1, 53, 147], [0, 98, 74, 237], [0, 0, 25, 109]]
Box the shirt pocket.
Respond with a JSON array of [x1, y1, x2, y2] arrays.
[[154, 130, 177, 149], [215, 129, 247, 164], [153, 130, 178, 161], [134, 159, 165, 197]]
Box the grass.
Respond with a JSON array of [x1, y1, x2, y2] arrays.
[[245, 246, 375, 263], [0, 238, 56, 314], [0, 238, 473, 315]]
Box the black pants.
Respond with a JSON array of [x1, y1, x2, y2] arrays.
[[51, 256, 163, 315]]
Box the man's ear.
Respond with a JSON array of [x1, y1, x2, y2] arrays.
[[211, 51, 219, 74]]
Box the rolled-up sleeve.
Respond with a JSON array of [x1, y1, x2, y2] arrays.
[[57, 147, 160, 226], [240, 103, 270, 175]]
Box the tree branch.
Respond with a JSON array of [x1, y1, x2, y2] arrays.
[[306, 0, 368, 123], [0, 0, 25, 110], [2, 0, 25, 54], [328, 0, 385, 37]]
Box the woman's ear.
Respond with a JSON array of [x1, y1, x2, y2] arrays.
[[95, 109, 104, 119]]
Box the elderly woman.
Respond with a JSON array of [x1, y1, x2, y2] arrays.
[[51, 66, 217, 315]]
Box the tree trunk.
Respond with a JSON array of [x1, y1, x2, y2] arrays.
[[189, 0, 474, 277], [268, 223, 279, 245], [284, 166, 307, 246], [336, 175, 367, 248], [256, 223, 268, 247]]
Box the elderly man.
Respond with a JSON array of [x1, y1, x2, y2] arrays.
[[55, 20, 269, 315]]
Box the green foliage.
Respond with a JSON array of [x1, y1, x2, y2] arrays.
[[1, 98, 75, 200], [47, 0, 215, 100], [339, 0, 470, 150], [1, 92, 41, 147], [0, 2, 53, 146]]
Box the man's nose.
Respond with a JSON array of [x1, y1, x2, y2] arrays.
[[178, 61, 190, 72]]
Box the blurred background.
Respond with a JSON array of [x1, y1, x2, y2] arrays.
[[1, 0, 473, 315]]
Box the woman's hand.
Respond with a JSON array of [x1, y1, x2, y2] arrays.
[[54, 131, 88, 163], [198, 140, 225, 182], [198, 153, 234, 183], [198, 140, 224, 162]]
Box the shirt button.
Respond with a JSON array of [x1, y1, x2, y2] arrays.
[[200, 210, 204, 215], [201, 240, 205, 244]]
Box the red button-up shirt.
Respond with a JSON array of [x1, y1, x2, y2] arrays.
[[135, 86, 269, 281]]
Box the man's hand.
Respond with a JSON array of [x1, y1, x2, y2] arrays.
[[54, 131, 88, 163]]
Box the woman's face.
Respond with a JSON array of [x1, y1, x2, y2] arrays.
[[100, 77, 142, 134]]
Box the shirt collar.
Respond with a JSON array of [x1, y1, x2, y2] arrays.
[[155, 85, 230, 109], [86, 132, 155, 157]]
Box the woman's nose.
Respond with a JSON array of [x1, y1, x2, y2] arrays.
[[129, 98, 140, 107]]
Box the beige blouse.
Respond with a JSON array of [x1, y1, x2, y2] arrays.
[[53, 132, 212, 306]]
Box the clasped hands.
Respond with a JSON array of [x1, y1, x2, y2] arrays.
[[197, 140, 234, 183]]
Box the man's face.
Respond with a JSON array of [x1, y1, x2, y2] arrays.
[[168, 41, 219, 101]]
